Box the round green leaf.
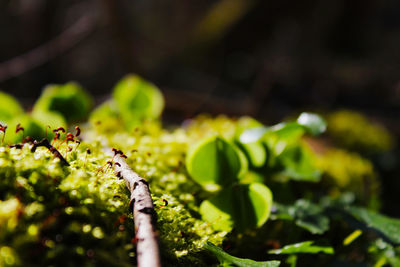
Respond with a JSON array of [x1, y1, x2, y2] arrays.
[[238, 141, 267, 168], [266, 122, 306, 142], [112, 75, 164, 127], [3, 115, 44, 144], [31, 110, 67, 140], [278, 144, 321, 182], [33, 82, 93, 123], [186, 136, 247, 189], [200, 195, 234, 232], [200, 183, 273, 231], [0, 91, 24, 122]]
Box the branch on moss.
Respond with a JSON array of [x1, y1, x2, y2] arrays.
[[105, 148, 161, 267], [31, 138, 70, 166]]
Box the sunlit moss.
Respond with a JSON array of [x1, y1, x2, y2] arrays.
[[0, 246, 20, 266], [0, 110, 395, 266], [316, 148, 380, 208], [185, 114, 238, 141], [0, 142, 134, 266], [0, 198, 20, 231], [154, 195, 227, 265], [326, 110, 394, 154], [0, 116, 231, 266]]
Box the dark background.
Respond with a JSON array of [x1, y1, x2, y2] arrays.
[[0, 0, 399, 215]]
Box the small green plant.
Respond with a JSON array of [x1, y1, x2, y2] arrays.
[[0, 90, 67, 144], [0, 91, 24, 122], [113, 74, 164, 122], [237, 113, 326, 183], [91, 75, 165, 130], [3, 115, 44, 144], [186, 136, 273, 232], [33, 82, 93, 123]]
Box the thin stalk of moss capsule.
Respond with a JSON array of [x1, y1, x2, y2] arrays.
[[104, 147, 161, 267]]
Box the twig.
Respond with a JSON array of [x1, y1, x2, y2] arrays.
[[31, 138, 69, 166], [104, 148, 161, 267]]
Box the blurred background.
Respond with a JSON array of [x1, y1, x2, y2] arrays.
[[0, 0, 399, 215]]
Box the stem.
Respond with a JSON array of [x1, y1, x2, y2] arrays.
[[105, 148, 161, 267], [31, 138, 69, 166]]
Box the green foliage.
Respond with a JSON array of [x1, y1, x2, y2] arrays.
[[200, 183, 273, 232], [186, 136, 247, 189], [33, 82, 93, 123], [272, 200, 330, 235], [113, 75, 164, 129], [0, 91, 66, 144], [205, 242, 280, 267], [239, 115, 323, 182], [268, 241, 334, 255], [237, 141, 267, 168], [0, 91, 24, 122], [31, 110, 67, 140], [296, 112, 327, 136], [368, 239, 400, 267], [89, 100, 119, 123], [345, 206, 400, 245], [2, 78, 400, 266], [0, 112, 66, 144], [276, 144, 320, 182], [186, 134, 272, 232], [89, 75, 165, 131], [3, 115, 44, 144]]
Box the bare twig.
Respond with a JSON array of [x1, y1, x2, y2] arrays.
[[105, 148, 161, 267], [31, 138, 69, 166]]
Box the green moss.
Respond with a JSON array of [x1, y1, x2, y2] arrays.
[[184, 114, 238, 142], [0, 116, 232, 266], [0, 143, 134, 266], [326, 110, 394, 154], [154, 195, 226, 265], [316, 148, 380, 209]]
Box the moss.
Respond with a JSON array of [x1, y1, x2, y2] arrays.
[[316, 148, 380, 209], [0, 143, 134, 266], [155, 195, 226, 266], [326, 110, 394, 154], [1, 111, 394, 266]]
